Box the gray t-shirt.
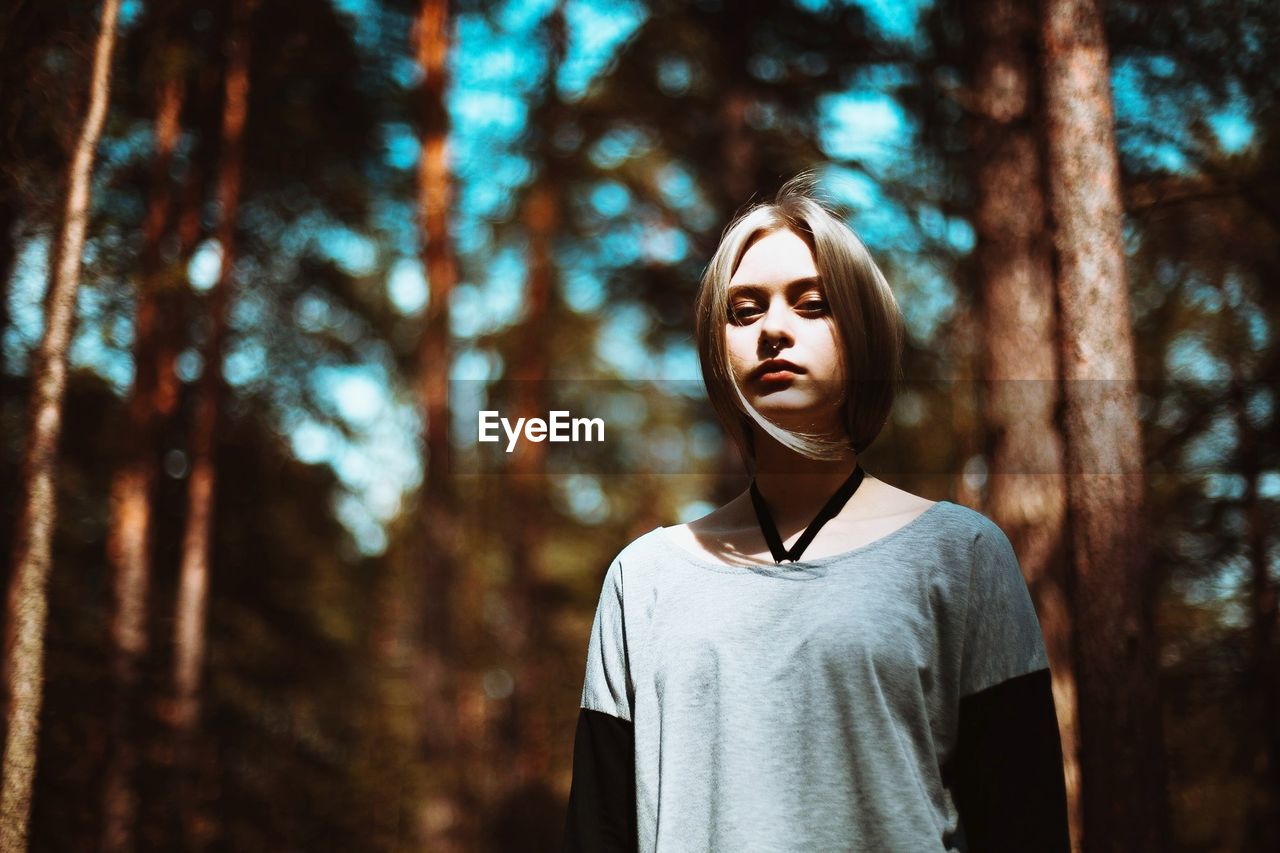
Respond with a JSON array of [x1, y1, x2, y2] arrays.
[[578, 500, 1049, 852]]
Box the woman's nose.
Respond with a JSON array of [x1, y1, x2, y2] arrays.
[[758, 298, 795, 349]]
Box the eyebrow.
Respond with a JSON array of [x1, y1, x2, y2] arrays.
[[726, 276, 823, 297]]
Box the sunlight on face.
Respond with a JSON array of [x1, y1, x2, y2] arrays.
[[725, 228, 847, 435]]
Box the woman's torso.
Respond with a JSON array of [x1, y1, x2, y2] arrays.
[[621, 498, 980, 852]]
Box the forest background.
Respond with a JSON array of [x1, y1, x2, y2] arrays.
[[1, 0, 1277, 850]]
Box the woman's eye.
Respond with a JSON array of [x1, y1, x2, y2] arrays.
[[801, 300, 828, 312], [730, 304, 761, 322]]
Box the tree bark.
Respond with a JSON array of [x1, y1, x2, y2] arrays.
[[410, 0, 465, 847], [505, 173, 557, 782], [100, 53, 185, 853], [501, 5, 567, 815], [718, 9, 756, 211], [1039, 0, 1171, 848], [171, 0, 255, 845], [0, 0, 122, 848], [0, 199, 17, 374], [708, 11, 758, 510], [965, 0, 1080, 847], [947, 303, 982, 509], [1217, 280, 1280, 850]]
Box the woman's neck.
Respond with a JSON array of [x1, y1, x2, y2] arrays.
[[749, 437, 862, 528]]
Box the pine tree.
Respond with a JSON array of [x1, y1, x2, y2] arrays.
[[963, 0, 1080, 843], [1040, 0, 1171, 847], [1, 0, 123, 847]]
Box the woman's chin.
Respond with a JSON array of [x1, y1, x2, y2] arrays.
[[749, 397, 838, 429]]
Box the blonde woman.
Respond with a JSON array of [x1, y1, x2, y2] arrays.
[[561, 176, 1070, 852]]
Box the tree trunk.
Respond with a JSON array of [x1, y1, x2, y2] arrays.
[[496, 4, 563, 824], [159, 104, 219, 432], [1039, 0, 1170, 848], [708, 14, 757, 504], [718, 7, 755, 211], [100, 56, 185, 853], [1241, 403, 1280, 849], [965, 0, 1080, 847], [947, 303, 981, 509], [1217, 281, 1280, 850], [0, 0, 122, 847], [0, 199, 17, 374], [505, 173, 556, 782], [171, 0, 255, 845], [720, 88, 754, 209], [410, 0, 465, 847]]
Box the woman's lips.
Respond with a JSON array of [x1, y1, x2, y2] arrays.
[[753, 360, 805, 382]]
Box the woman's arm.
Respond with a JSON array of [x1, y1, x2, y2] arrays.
[[563, 558, 637, 851], [946, 667, 1071, 852], [947, 518, 1072, 850], [561, 707, 638, 852]]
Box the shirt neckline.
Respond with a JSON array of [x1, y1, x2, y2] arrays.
[[652, 500, 952, 575]]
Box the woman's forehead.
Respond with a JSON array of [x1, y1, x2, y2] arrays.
[[731, 229, 819, 285]]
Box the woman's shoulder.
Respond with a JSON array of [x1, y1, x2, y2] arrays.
[[659, 499, 739, 544], [598, 524, 677, 578], [899, 498, 1018, 567], [922, 497, 1004, 533], [832, 484, 1019, 571], [650, 492, 777, 566]]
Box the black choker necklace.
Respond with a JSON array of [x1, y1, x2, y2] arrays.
[[749, 463, 866, 564]]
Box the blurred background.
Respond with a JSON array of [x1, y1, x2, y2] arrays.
[[1, 0, 1277, 850]]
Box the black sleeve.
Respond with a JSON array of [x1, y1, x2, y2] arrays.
[[561, 707, 638, 853], [945, 667, 1071, 852]]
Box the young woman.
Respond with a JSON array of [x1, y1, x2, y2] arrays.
[[561, 177, 1071, 852]]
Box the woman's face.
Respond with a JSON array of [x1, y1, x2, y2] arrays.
[[725, 228, 847, 436]]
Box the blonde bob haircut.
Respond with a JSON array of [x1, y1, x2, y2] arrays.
[[694, 175, 905, 473]]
